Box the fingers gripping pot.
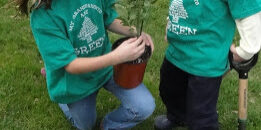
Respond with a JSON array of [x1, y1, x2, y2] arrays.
[[112, 37, 151, 89], [229, 52, 259, 130]]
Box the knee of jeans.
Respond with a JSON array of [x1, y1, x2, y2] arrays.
[[131, 96, 155, 121]]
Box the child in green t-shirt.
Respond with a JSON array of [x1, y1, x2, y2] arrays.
[[17, 0, 155, 129], [155, 0, 261, 130]]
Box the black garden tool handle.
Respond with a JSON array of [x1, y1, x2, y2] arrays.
[[229, 52, 259, 79], [229, 52, 259, 130]]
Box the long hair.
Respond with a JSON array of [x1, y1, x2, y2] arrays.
[[17, 0, 52, 15]]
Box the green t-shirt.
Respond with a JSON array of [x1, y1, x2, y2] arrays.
[[30, 0, 118, 103], [166, 0, 261, 77]]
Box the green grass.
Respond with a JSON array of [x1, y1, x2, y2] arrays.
[[1, 0, 261, 130]]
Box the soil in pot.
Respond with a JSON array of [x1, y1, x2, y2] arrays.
[[112, 37, 151, 89]]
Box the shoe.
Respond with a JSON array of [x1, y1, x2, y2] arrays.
[[154, 115, 186, 130]]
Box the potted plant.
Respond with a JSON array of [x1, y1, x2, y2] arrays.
[[112, 0, 156, 89]]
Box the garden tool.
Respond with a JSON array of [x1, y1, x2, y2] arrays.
[[229, 52, 259, 130]]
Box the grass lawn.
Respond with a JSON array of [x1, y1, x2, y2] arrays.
[[1, 0, 261, 130]]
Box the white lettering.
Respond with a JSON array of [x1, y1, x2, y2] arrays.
[[168, 23, 197, 35], [96, 39, 103, 47], [74, 37, 105, 56], [72, 4, 102, 20], [80, 46, 89, 54], [89, 42, 96, 51], [74, 48, 81, 55], [80, 10, 88, 18], [187, 27, 197, 35], [194, 0, 200, 5], [179, 26, 187, 35], [69, 21, 74, 31]]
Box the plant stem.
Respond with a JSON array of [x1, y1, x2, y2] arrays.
[[139, 20, 144, 36]]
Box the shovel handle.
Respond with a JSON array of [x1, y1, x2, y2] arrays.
[[229, 52, 258, 130], [238, 79, 248, 130]]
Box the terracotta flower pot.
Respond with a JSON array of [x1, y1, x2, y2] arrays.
[[112, 37, 151, 89]]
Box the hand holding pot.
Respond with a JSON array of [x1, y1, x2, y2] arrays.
[[141, 32, 154, 52], [112, 36, 145, 64]]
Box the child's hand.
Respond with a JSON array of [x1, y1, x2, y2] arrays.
[[230, 44, 246, 62], [141, 32, 154, 52], [112, 37, 145, 63]]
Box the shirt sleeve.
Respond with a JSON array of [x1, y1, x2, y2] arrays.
[[30, 8, 77, 71], [227, 0, 261, 19], [235, 12, 261, 60], [32, 28, 77, 71], [102, 0, 118, 27]]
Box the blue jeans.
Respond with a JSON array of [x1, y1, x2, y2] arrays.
[[59, 78, 155, 130]]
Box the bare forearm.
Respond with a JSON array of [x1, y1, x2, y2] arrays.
[[65, 37, 145, 74], [107, 19, 136, 36], [65, 52, 119, 74]]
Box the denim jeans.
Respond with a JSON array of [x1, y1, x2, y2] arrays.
[[59, 77, 155, 130]]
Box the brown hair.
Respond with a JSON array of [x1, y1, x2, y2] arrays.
[[17, 0, 52, 15]]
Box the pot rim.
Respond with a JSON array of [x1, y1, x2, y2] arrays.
[[112, 37, 151, 64]]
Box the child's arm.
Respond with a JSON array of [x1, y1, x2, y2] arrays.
[[107, 19, 137, 36], [64, 37, 146, 74], [107, 19, 154, 51], [65, 19, 157, 74], [230, 12, 261, 62]]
